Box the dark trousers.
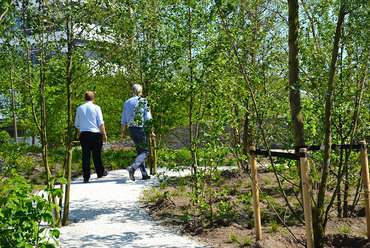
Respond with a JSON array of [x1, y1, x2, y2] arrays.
[[80, 132, 105, 180], [129, 127, 149, 177]]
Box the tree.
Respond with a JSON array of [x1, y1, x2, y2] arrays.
[[298, 0, 368, 246], [312, 2, 347, 247], [14, 0, 62, 224], [288, 0, 306, 155]]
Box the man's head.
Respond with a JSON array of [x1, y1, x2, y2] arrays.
[[85, 91, 95, 101], [132, 84, 142, 96]]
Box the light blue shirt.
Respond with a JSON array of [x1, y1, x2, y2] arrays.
[[121, 95, 152, 127], [75, 101, 104, 133]]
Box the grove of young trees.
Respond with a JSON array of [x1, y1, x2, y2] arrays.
[[0, 0, 368, 247]]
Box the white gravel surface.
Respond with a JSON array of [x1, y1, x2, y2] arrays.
[[57, 169, 207, 248]]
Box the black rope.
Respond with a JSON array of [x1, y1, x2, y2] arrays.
[[250, 150, 298, 160], [250, 143, 366, 160], [300, 152, 308, 158], [296, 144, 366, 151]]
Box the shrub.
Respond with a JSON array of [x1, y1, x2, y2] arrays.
[[0, 172, 60, 247], [216, 200, 237, 220], [0, 130, 10, 144]]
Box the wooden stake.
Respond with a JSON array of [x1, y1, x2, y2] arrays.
[[149, 138, 157, 175], [360, 141, 370, 240], [250, 145, 262, 241], [300, 148, 314, 248]]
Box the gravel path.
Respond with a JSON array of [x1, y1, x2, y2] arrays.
[[57, 169, 207, 248]]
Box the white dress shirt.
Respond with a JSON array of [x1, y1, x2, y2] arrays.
[[75, 101, 104, 133]]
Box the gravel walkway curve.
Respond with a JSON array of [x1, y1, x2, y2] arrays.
[[57, 169, 207, 248]]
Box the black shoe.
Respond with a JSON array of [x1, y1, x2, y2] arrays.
[[98, 171, 108, 178], [83, 179, 89, 183], [127, 166, 135, 181], [142, 175, 151, 180]]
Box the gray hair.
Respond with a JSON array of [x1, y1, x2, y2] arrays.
[[132, 84, 142, 94]]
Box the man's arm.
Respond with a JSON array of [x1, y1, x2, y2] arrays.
[[100, 124, 107, 141], [75, 108, 80, 134], [121, 124, 127, 140]]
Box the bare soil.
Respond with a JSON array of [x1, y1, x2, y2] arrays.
[[141, 168, 370, 248]]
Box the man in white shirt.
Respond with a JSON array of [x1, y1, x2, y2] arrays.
[[121, 84, 155, 181], [75, 91, 108, 183]]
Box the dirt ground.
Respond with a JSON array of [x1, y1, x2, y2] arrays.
[[141, 168, 370, 248]]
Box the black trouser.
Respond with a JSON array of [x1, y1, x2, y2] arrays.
[[80, 132, 105, 180]]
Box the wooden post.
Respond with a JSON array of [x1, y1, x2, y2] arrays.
[[149, 139, 157, 175], [300, 148, 314, 248], [249, 145, 262, 241], [153, 139, 158, 173], [360, 141, 370, 240]]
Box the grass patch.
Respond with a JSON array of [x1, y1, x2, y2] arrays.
[[229, 233, 251, 247], [340, 225, 351, 234]]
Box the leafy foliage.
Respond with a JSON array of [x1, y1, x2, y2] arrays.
[[0, 172, 60, 247]]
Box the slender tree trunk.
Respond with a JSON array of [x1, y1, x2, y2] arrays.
[[38, 0, 61, 225], [10, 71, 18, 143], [22, 0, 60, 224], [188, 0, 197, 177], [313, 4, 346, 248], [62, 2, 74, 225], [288, 0, 305, 156], [242, 109, 250, 171], [288, 0, 305, 222], [241, 4, 259, 172]]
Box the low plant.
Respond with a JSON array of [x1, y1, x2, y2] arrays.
[[229, 232, 239, 243], [0, 171, 60, 247], [178, 213, 192, 223], [229, 233, 251, 247], [142, 187, 169, 202], [0, 130, 10, 143], [269, 220, 281, 232], [340, 225, 351, 234], [240, 236, 252, 247], [216, 200, 237, 220], [264, 178, 271, 185], [237, 191, 252, 205]]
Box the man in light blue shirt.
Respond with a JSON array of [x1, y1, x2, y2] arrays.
[[75, 91, 108, 183], [121, 84, 155, 181]]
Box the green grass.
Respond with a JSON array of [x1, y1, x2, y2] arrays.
[[229, 233, 252, 247], [269, 220, 281, 232], [340, 225, 351, 234], [142, 187, 169, 202]]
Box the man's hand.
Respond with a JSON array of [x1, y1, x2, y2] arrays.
[[150, 132, 156, 141], [99, 125, 107, 142]]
